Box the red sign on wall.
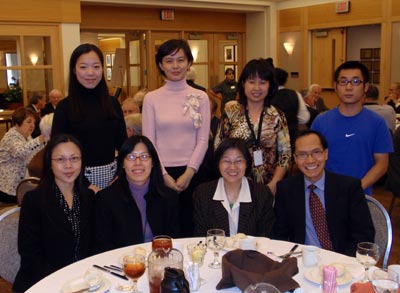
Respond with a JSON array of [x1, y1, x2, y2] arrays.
[[160, 10, 175, 21], [336, 1, 350, 14]]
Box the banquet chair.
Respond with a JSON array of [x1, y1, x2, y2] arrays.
[[16, 177, 40, 206], [0, 206, 21, 284], [365, 195, 392, 269]]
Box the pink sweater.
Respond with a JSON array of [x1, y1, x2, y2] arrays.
[[142, 79, 210, 171]]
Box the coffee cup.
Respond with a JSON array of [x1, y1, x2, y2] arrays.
[[302, 245, 320, 267], [239, 237, 256, 250], [388, 265, 400, 283]]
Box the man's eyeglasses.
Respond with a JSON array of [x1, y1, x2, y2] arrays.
[[294, 149, 324, 161], [125, 153, 151, 161], [336, 78, 364, 86], [52, 156, 81, 164]]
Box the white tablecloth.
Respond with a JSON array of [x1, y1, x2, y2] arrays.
[[26, 237, 364, 293]]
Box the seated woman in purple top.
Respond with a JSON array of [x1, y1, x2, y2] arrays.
[[93, 135, 180, 253]]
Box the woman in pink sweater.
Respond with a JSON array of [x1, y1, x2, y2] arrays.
[[142, 39, 210, 236]]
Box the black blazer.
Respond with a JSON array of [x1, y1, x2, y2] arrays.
[[273, 171, 375, 256], [93, 177, 180, 253], [193, 178, 275, 237], [41, 102, 55, 117], [13, 187, 94, 292], [26, 104, 41, 138]]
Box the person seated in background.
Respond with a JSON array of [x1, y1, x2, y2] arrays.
[[13, 134, 94, 292], [273, 130, 374, 256], [363, 84, 396, 134], [26, 93, 46, 138], [386, 127, 400, 205], [301, 89, 319, 128], [28, 113, 54, 178], [308, 84, 329, 113], [125, 113, 142, 137], [93, 135, 180, 253], [121, 97, 140, 116], [210, 68, 238, 115], [41, 89, 62, 117], [0, 107, 46, 204], [132, 89, 147, 112], [384, 82, 400, 112], [193, 138, 275, 237], [186, 67, 206, 92]]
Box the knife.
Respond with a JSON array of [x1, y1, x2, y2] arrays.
[[92, 264, 128, 280], [280, 244, 299, 259]]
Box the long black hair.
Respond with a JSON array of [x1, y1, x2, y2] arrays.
[[238, 58, 278, 108], [116, 135, 170, 196], [68, 43, 117, 121], [39, 134, 88, 198]]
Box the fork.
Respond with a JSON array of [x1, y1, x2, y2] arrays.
[[268, 244, 300, 259]]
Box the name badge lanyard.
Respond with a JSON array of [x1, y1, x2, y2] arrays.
[[245, 108, 264, 166]]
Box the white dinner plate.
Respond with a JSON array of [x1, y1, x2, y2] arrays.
[[62, 276, 111, 293], [303, 266, 352, 285]]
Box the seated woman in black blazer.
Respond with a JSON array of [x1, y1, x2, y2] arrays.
[[93, 135, 180, 253], [193, 138, 275, 237], [13, 134, 94, 293]]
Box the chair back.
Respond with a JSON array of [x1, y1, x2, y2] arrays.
[[16, 177, 40, 206], [365, 195, 392, 268], [0, 206, 21, 283]]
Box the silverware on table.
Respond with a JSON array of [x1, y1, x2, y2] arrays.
[[70, 287, 91, 293], [92, 264, 128, 280], [278, 244, 299, 259]]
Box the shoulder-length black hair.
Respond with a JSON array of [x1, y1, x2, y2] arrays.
[[238, 58, 278, 108], [214, 138, 253, 177], [68, 43, 116, 121], [155, 39, 193, 77], [39, 134, 87, 196], [116, 135, 169, 195]]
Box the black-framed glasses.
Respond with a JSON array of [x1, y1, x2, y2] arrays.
[[336, 78, 364, 86], [51, 156, 81, 164], [294, 149, 324, 161], [125, 153, 151, 161]]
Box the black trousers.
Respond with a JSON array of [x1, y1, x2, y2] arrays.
[[0, 190, 17, 204]]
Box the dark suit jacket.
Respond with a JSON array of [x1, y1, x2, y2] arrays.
[[93, 177, 180, 253], [193, 178, 275, 237], [13, 187, 94, 292], [41, 102, 55, 117], [273, 171, 375, 256], [26, 104, 41, 138]]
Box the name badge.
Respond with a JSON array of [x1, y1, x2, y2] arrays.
[[253, 149, 263, 166]]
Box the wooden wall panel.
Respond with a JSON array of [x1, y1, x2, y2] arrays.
[[81, 5, 246, 33], [393, 0, 400, 17], [279, 8, 302, 29], [0, 0, 80, 23], [307, 0, 382, 28]]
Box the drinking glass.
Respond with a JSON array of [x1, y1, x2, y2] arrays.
[[152, 235, 173, 252], [206, 229, 226, 269], [356, 242, 380, 283], [187, 242, 207, 284], [371, 268, 399, 293], [121, 254, 146, 292]]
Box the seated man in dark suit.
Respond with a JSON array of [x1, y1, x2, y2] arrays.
[[273, 130, 375, 256], [41, 89, 62, 117]]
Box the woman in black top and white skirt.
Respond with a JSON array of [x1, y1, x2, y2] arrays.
[[52, 43, 126, 190]]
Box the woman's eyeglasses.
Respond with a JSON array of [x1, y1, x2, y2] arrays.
[[125, 153, 151, 161], [51, 156, 81, 164]]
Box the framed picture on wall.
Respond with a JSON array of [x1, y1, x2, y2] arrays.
[[224, 45, 234, 62], [106, 68, 112, 81], [360, 48, 373, 60], [372, 72, 380, 84], [361, 61, 372, 71], [106, 54, 112, 66], [373, 48, 380, 59], [373, 61, 380, 71]]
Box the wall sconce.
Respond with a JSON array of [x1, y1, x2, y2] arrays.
[[30, 54, 39, 66], [283, 42, 295, 55], [191, 47, 198, 62]]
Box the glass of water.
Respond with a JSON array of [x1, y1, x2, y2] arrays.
[[371, 268, 399, 293]]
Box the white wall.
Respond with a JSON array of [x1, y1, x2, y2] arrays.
[[346, 25, 381, 61], [61, 23, 81, 95]]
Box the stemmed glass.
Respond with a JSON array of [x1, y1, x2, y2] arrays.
[[356, 242, 380, 283], [371, 268, 399, 293], [121, 254, 146, 292], [187, 242, 207, 284], [206, 229, 226, 269]]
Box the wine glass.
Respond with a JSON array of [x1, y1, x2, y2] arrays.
[[121, 254, 146, 292], [371, 268, 399, 293], [152, 235, 173, 252], [356, 242, 380, 283], [206, 229, 226, 269], [187, 242, 207, 284]]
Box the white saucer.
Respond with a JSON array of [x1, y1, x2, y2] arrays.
[[62, 276, 111, 293], [304, 266, 352, 285]]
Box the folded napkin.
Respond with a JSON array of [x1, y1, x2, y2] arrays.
[[351, 282, 400, 293], [216, 249, 300, 292]]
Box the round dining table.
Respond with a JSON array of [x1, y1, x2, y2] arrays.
[[26, 237, 364, 293]]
